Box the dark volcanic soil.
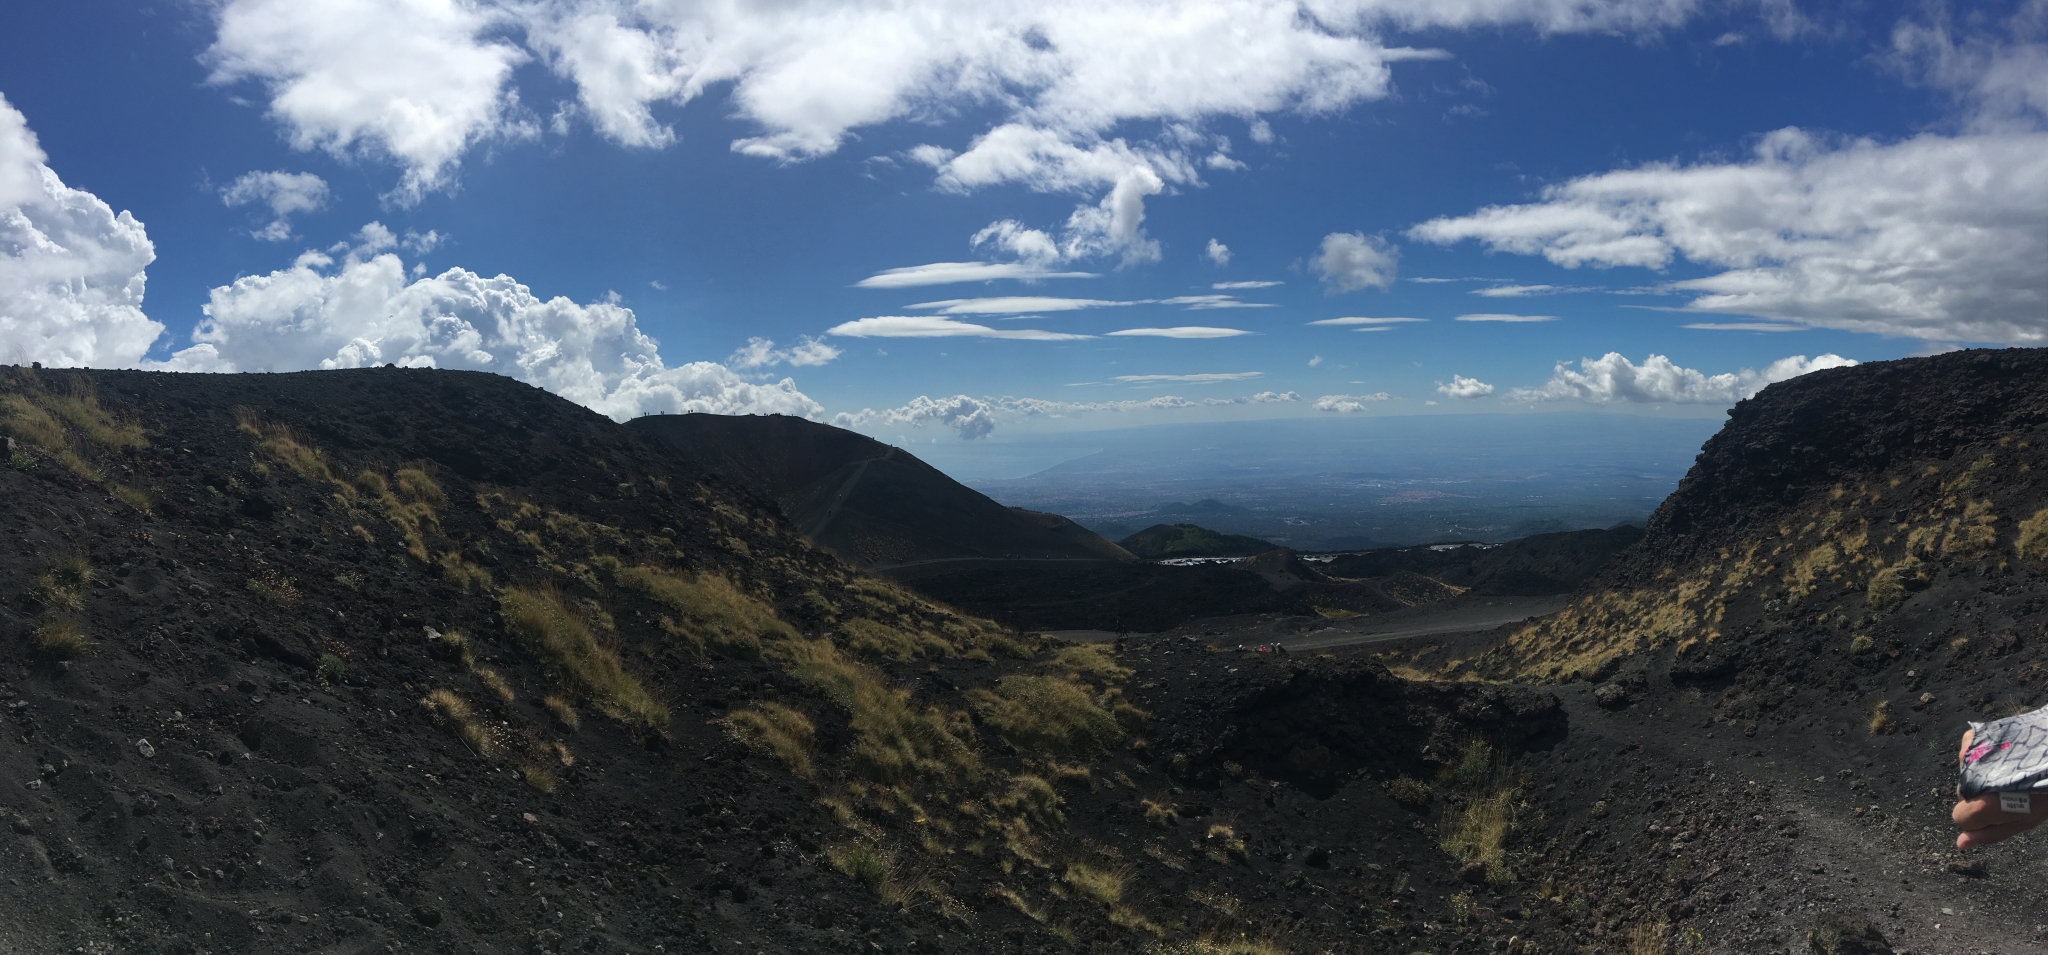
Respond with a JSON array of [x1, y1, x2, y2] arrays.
[[6, 351, 2046, 955]]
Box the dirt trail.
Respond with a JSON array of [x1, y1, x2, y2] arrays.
[[1281, 595, 1569, 651]]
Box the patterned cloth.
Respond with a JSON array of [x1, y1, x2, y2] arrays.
[[1959, 705, 2048, 799]]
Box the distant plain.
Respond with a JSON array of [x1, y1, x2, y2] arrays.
[[932, 412, 1725, 549]]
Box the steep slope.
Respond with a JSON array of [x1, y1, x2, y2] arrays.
[[0, 366, 1573, 955], [627, 413, 1132, 567], [1117, 523, 1277, 560]]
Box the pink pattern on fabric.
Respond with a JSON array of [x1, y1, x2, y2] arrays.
[[1967, 744, 1994, 764]]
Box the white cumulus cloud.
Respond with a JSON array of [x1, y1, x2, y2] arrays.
[[220, 170, 332, 241], [1411, 126, 2048, 343], [1312, 392, 1393, 412], [207, 0, 531, 203], [1311, 231, 1398, 292], [834, 395, 996, 440], [1112, 371, 1259, 382], [1506, 352, 1858, 404], [1205, 238, 1231, 265], [729, 335, 842, 369], [1435, 374, 1495, 398], [0, 94, 164, 368], [175, 232, 822, 420]]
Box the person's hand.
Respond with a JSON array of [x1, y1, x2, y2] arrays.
[[1953, 728, 2048, 849]]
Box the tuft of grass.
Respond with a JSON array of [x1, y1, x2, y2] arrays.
[[247, 567, 300, 604], [235, 408, 336, 485], [109, 483, 151, 512], [1625, 920, 1669, 955], [316, 653, 346, 685], [1141, 798, 1179, 828], [843, 617, 954, 661], [34, 556, 93, 611], [615, 565, 796, 658], [1045, 643, 1131, 683], [521, 764, 559, 793], [1148, 937, 1291, 955], [2019, 507, 2048, 563], [476, 667, 514, 703], [420, 689, 493, 756], [969, 674, 1123, 757], [1109, 905, 1162, 935], [43, 384, 146, 451], [1848, 634, 1874, 655], [1387, 776, 1434, 810], [1063, 862, 1127, 905], [1205, 824, 1248, 861], [437, 551, 493, 591], [1868, 699, 1894, 735], [996, 774, 1065, 826], [728, 701, 817, 777], [1440, 786, 1517, 885], [357, 467, 440, 561], [499, 586, 668, 728], [542, 694, 580, 731], [781, 639, 977, 786], [827, 842, 901, 903], [33, 620, 94, 659]]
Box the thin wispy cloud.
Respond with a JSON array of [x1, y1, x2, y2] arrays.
[[825, 315, 1092, 341], [1307, 316, 1426, 326], [1213, 280, 1282, 289], [1113, 372, 1262, 383], [1106, 327, 1252, 338], [1683, 322, 1807, 332], [853, 262, 1099, 288], [911, 296, 1132, 314], [1456, 313, 1558, 322]]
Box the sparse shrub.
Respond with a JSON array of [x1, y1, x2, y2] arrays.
[[358, 467, 440, 561], [316, 653, 346, 685], [2019, 507, 2048, 563], [781, 639, 977, 786], [1387, 776, 1434, 810], [1848, 634, 1874, 655], [1141, 799, 1179, 828], [728, 701, 816, 777], [1449, 891, 1477, 927], [542, 694, 580, 731], [969, 674, 1123, 757], [34, 556, 92, 611], [996, 774, 1065, 826], [437, 551, 492, 591], [1868, 699, 1894, 735], [476, 667, 514, 703], [499, 586, 667, 728], [247, 567, 300, 604], [1147, 937, 1291, 955], [420, 689, 493, 756], [615, 565, 796, 658], [1063, 862, 1126, 905], [1205, 824, 1248, 861], [1440, 786, 1517, 885], [33, 620, 93, 659], [1442, 739, 1494, 789], [827, 842, 900, 902]]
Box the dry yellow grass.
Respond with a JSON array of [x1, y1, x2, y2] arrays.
[[521, 764, 559, 793], [970, 674, 1124, 757], [34, 556, 93, 611], [420, 689, 493, 756], [542, 694, 581, 730], [996, 774, 1065, 826], [1440, 787, 1517, 884], [2019, 507, 2048, 563], [109, 483, 151, 512], [235, 408, 337, 485], [1063, 862, 1127, 905], [1868, 699, 1894, 734], [615, 565, 796, 658], [1045, 643, 1131, 683], [780, 639, 978, 786], [499, 587, 668, 728], [475, 667, 515, 703], [729, 701, 817, 777], [1625, 919, 1669, 955], [843, 617, 955, 661], [33, 620, 93, 659]]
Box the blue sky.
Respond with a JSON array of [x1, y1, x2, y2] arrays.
[[1, 0, 2043, 445]]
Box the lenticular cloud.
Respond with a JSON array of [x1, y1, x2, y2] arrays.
[[185, 239, 822, 421], [0, 94, 164, 369]]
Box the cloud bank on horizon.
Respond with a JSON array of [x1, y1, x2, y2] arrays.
[[1, 1, 2045, 440]]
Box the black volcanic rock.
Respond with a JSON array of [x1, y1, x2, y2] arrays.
[[626, 412, 1132, 567]]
